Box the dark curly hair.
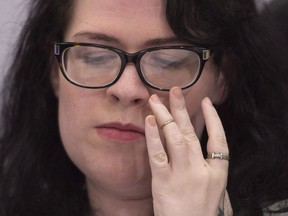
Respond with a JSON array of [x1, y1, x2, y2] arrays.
[[1, 0, 288, 215]]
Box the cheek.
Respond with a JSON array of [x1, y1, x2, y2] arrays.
[[58, 78, 86, 131], [184, 93, 205, 138], [57, 77, 101, 165], [184, 62, 221, 137], [57, 80, 87, 157], [57, 79, 109, 182], [57, 75, 104, 128]]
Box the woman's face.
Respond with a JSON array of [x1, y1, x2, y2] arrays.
[[54, 0, 225, 200]]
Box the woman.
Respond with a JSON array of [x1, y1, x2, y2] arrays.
[[1, 0, 288, 215]]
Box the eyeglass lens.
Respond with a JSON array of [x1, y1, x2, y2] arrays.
[[62, 46, 201, 89]]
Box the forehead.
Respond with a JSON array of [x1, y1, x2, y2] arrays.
[[65, 0, 176, 49], [72, 0, 165, 16]]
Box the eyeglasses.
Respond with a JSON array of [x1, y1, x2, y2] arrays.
[[54, 42, 211, 91]]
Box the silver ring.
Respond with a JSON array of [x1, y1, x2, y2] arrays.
[[160, 119, 175, 129], [207, 152, 229, 161]]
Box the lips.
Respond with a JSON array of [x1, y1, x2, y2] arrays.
[[95, 122, 145, 142]]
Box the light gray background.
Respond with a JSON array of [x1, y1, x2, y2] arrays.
[[0, 0, 273, 88], [0, 0, 28, 85]]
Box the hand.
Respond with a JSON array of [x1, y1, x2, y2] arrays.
[[145, 87, 229, 216]]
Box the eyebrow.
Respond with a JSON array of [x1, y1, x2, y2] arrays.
[[73, 32, 120, 43], [73, 31, 181, 47]]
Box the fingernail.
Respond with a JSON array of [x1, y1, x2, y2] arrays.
[[203, 97, 212, 106], [150, 94, 161, 104], [147, 115, 156, 126], [172, 86, 182, 99]]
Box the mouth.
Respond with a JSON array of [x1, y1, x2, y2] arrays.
[[95, 122, 145, 142]]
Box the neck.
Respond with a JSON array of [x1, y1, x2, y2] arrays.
[[87, 181, 154, 216]]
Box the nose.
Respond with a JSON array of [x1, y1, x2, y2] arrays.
[[106, 63, 150, 106]]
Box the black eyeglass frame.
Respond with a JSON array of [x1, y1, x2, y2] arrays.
[[54, 42, 212, 91]]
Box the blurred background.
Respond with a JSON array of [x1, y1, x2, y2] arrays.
[[0, 0, 28, 84]]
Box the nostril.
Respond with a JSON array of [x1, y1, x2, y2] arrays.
[[133, 98, 142, 104], [111, 94, 120, 102]]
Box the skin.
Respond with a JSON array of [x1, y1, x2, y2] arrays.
[[52, 0, 229, 215]]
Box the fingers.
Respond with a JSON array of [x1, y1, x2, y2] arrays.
[[146, 87, 203, 171], [169, 87, 203, 160], [146, 87, 229, 175], [147, 92, 190, 170], [145, 115, 169, 178], [201, 97, 229, 171]]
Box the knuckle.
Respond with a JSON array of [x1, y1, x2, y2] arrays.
[[175, 102, 186, 111], [186, 132, 199, 144], [181, 126, 199, 144], [173, 134, 187, 147], [182, 127, 196, 136], [151, 151, 168, 163]]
